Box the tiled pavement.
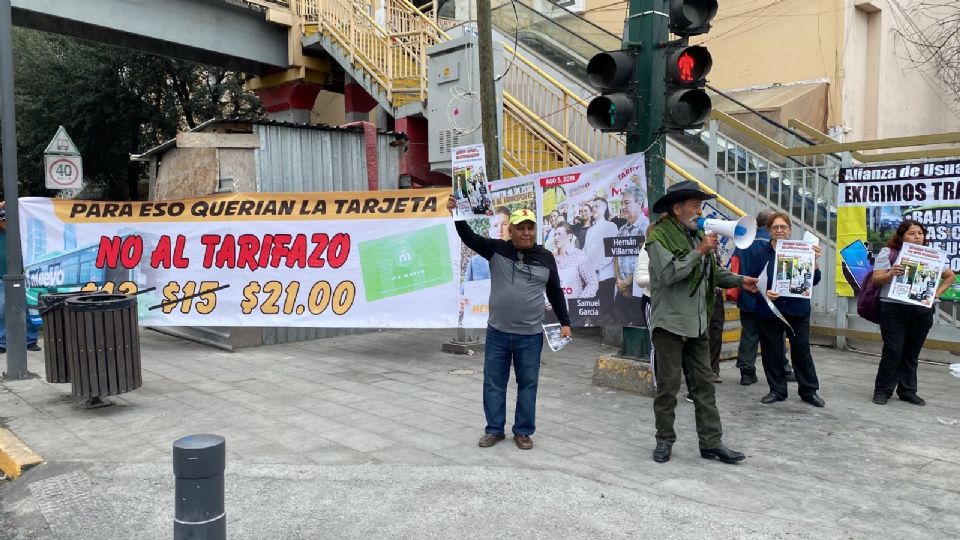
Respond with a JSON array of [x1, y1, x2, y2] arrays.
[[2, 327, 960, 538]]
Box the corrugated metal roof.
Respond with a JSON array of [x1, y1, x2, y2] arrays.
[[132, 117, 405, 160], [254, 123, 375, 192], [711, 82, 826, 114]]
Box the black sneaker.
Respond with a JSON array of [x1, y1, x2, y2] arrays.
[[785, 370, 797, 382], [872, 393, 889, 405], [739, 369, 758, 386], [0, 347, 5, 354], [27, 343, 41, 352]]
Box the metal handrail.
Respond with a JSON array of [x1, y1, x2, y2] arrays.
[[285, 0, 750, 220]]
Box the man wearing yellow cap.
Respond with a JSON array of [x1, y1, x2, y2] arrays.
[[448, 196, 571, 450]]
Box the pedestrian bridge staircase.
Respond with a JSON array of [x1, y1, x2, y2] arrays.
[[258, 0, 959, 357]]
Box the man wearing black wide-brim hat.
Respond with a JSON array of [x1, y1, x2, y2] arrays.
[[646, 181, 759, 464]]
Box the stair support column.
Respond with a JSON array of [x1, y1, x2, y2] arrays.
[[255, 81, 323, 124], [344, 74, 379, 123]]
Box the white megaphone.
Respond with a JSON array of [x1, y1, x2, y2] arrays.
[[697, 215, 757, 249]]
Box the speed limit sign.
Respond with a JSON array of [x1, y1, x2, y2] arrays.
[[44, 154, 83, 189], [43, 126, 83, 190]]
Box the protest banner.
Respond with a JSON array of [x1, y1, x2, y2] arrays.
[[451, 144, 492, 220], [838, 160, 960, 208], [454, 154, 648, 328], [773, 240, 816, 299], [836, 159, 960, 301], [19, 190, 461, 327], [888, 243, 947, 307]]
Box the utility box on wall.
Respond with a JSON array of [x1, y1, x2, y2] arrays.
[[427, 32, 505, 174]]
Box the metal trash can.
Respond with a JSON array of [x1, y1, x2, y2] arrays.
[[39, 292, 86, 383], [621, 325, 651, 360], [65, 294, 142, 399]]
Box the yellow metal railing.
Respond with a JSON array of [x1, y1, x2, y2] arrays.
[[271, 0, 746, 218], [292, 0, 621, 166], [289, 0, 438, 105]]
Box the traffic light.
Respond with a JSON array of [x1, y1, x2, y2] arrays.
[[668, 0, 718, 37], [663, 0, 717, 130], [662, 44, 712, 129], [586, 50, 637, 132]]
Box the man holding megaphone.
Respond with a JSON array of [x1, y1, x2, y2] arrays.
[[646, 181, 759, 464]]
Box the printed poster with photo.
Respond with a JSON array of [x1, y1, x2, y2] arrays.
[[773, 240, 817, 299], [888, 243, 947, 307], [455, 154, 648, 328], [456, 176, 539, 328], [537, 154, 648, 327], [451, 144, 492, 220]]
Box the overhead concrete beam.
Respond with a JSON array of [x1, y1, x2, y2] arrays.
[[11, 0, 289, 74]]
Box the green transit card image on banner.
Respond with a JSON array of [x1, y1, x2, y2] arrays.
[[358, 223, 453, 302]]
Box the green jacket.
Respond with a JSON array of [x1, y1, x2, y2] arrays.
[[647, 217, 743, 338]]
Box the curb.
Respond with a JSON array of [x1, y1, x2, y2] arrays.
[[0, 427, 43, 479]]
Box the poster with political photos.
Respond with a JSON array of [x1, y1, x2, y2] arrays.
[[456, 154, 648, 328], [773, 240, 817, 299], [451, 144, 492, 220], [888, 243, 947, 307]]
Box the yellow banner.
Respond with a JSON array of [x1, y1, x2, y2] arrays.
[[52, 189, 450, 223], [835, 206, 867, 297]]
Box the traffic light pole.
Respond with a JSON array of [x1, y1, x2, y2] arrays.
[[0, 0, 29, 380], [625, 0, 669, 212]]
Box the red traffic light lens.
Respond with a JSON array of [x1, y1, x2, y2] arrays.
[[677, 51, 695, 82], [667, 45, 712, 83]]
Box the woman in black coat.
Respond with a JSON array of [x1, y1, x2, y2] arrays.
[[746, 212, 825, 407]]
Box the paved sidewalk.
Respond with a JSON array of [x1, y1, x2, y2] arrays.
[[2, 328, 960, 539]]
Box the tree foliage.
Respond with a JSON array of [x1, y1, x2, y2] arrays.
[[3, 28, 264, 200]]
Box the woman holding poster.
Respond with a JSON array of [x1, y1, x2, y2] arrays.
[[870, 220, 955, 406], [551, 222, 597, 299], [745, 212, 826, 408]]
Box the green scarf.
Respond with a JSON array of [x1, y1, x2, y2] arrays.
[[647, 215, 720, 315]]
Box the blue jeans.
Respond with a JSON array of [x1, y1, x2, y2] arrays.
[[483, 326, 543, 436], [0, 285, 39, 348]]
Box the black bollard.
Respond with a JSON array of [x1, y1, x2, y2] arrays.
[[173, 434, 226, 539]]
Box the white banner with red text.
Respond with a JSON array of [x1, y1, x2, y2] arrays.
[[18, 190, 461, 327]]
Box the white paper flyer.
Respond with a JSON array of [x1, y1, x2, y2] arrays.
[[543, 323, 572, 352], [889, 243, 946, 307], [773, 240, 817, 299], [451, 144, 492, 220], [758, 270, 794, 335]]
